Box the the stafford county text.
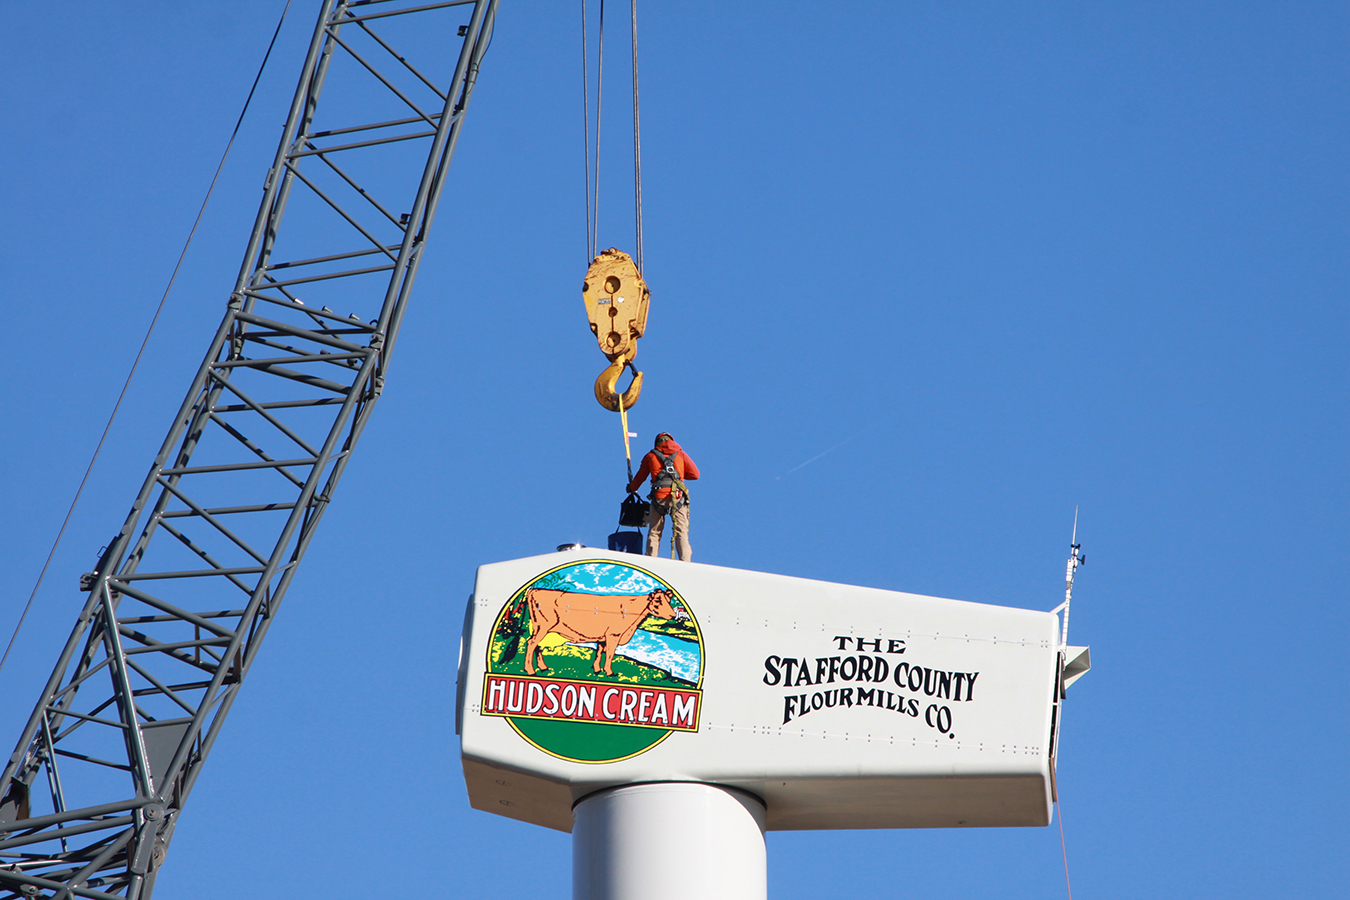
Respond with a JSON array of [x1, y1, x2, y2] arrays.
[[762, 636, 980, 738]]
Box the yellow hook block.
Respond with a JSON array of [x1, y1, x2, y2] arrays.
[[583, 248, 650, 411], [594, 352, 643, 412]]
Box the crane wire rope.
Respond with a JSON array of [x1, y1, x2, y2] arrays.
[[581, 0, 592, 261], [0, 0, 294, 680], [630, 0, 643, 271], [592, 0, 605, 259], [582, 0, 645, 271], [582, 0, 647, 496]]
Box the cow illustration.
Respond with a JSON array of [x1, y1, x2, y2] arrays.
[[524, 588, 678, 676]]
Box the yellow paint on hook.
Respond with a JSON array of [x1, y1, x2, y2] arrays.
[[594, 352, 643, 412]]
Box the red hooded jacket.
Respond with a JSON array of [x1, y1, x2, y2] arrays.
[[627, 438, 700, 500]]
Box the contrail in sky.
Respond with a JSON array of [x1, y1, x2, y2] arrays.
[[775, 437, 854, 479]]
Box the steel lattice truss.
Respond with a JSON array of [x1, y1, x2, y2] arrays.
[[0, 1, 498, 896]]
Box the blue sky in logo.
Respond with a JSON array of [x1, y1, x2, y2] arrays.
[[531, 562, 668, 597]]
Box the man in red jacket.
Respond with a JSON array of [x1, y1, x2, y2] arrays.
[[627, 432, 700, 561]]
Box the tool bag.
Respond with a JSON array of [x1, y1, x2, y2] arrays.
[[609, 493, 648, 554], [618, 492, 650, 527]]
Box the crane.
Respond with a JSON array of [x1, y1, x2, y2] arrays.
[[0, 2, 500, 897]]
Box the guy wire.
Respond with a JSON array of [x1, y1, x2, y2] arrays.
[[0, 0, 295, 679]]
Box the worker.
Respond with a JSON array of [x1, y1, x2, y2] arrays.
[[627, 432, 700, 561]]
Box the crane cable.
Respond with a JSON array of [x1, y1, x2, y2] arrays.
[[581, 0, 590, 259], [582, 0, 647, 494], [621, 0, 642, 479], [581, 0, 601, 260], [582, 0, 645, 270], [630, 0, 644, 271], [0, 0, 295, 679]]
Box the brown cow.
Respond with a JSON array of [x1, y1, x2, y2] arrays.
[[524, 588, 677, 676]]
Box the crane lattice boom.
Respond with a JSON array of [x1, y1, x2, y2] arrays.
[[0, 2, 499, 897]]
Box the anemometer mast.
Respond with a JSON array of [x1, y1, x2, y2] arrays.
[[0, 2, 499, 897]]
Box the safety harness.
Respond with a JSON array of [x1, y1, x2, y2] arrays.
[[650, 449, 690, 509]]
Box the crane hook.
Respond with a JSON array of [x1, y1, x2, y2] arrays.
[[594, 353, 643, 411]]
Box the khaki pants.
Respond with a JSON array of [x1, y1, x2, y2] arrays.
[[646, 497, 691, 561]]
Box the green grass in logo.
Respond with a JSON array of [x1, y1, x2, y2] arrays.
[[511, 717, 667, 763]]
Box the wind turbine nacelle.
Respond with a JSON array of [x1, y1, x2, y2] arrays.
[[457, 549, 1086, 832]]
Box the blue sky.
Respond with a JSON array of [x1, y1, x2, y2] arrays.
[[1, 2, 1345, 897]]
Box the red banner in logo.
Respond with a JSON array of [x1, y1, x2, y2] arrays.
[[482, 674, 701, 732]]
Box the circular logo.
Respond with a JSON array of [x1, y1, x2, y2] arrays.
[[482, 560, 703, 764]]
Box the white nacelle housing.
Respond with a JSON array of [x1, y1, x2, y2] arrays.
[[458, 549, 1082, 832]]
